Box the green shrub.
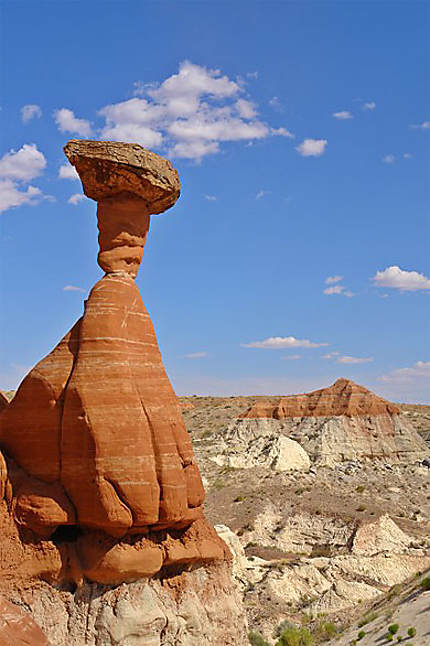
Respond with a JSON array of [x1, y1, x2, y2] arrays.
[[396, 637, 402, 642], [248, 631, 270, 646], [357, 630, 365, 640], [356, 485, 365, 493], [314, 621, 337, 641], [407, 627, 417, 638], [358, 612, 378, 627], [276, 625, 313, 646], [388, 624, 400, 635], [386, 634, 394, 642], [420, 577, 430, 591]]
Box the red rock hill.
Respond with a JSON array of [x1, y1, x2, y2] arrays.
[[241, 378, 400, 419]]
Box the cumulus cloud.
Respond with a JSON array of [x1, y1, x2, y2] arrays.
[[322, 351, 371, 363], [183, 351, 208, 359], [21, 104, 42, 123], [0, 144, 46, 181], [204, 194, 217, 201], [235, 98, 257, 119], [68, 193, 86, 205], [325, 275, 343, 284], [58, 163, 79, 180], [246, 71, 259, 80], [323, 284, 354, 297], [362, 102, 376, 111], [296, 138, 327, 157], [324, 285, 344, 295], [54, 108, 92, 136], [0, 179, 44, 214], [242, 336, 328, 349], [98, 61, 293, 161], [403, 153, 412, 159], [333, 111, 353, 120], [380, 360, 430, 383], [337, 355, 373, 364], [271, 126, 294, 138], [382, 154, 395, 164], [63, 285, 86, 292], [410, 121, 430, 130], [372, 266, 430, 291], [0, 144, 50, 214]]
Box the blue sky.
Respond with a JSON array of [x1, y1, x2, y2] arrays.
[[0, 1, 429, 402]]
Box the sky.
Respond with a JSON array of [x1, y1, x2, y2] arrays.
[[0, 0, 429, 403]]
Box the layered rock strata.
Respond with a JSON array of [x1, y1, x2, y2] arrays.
[[234, 379, 428, 466], [0, 141, 232, 587]]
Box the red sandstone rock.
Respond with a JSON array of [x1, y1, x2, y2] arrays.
[[0, 141, 223, 584], [241, 378, 400, 419], [0, 596, 50, 646]]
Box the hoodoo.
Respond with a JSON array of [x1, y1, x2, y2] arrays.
[[0, 141, 246, 645]]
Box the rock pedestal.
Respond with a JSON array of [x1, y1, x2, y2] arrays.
[[0, 140, 228, 584]]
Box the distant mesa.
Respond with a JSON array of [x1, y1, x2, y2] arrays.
[[217, 379, 428, 468], [241, 378, 400, 419]]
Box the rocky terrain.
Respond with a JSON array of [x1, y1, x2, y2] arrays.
[[178, 386, 430, 644]]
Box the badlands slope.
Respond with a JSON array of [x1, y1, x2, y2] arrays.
[[179, 382, 430, 643]]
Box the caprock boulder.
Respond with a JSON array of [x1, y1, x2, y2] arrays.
[[224, 378, 429, 467]]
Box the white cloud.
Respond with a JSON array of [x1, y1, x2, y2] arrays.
[[323, 284, 354, 297], [362, 102, 376, 111], [204, 194, 217, 201], [410, 121, 430, 130], [337, 355, 373, 364], [281, 354, 301, 361], [322, 351, 371, 364], [241, 336, 328, 349], [403, 153, 412, 159], [246, 71, 259, 80], [0, 179, 44, 214], [296, 138, 327, 157], [271, 127, 294, 138], [380, 360, 430, 383], [333, 111, 353, 120], [322, 352, 340, 359], [63, 285, 86, 292], [68, 193, 86, 205], [372, 265, 430, 291], [0, 144, 46, 181], [235, 98, 257, 119], [98, 61, 292, 161], [382, 154, 395, 164], [21, 104, 42, 123], [0, 144, 50, 214], [183, 351, 208, 359], [269, 96, 283, 111], [325, 275, 343, 284], [256, 189, 270, 200], [58, 163, 79, 180], [54, 108, 91, 136], [323, 285, 344, 295]]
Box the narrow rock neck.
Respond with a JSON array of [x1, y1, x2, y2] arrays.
[[96, 194, 151, 279]]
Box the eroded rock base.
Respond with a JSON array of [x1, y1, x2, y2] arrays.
[[2, 562, 247, 646]]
